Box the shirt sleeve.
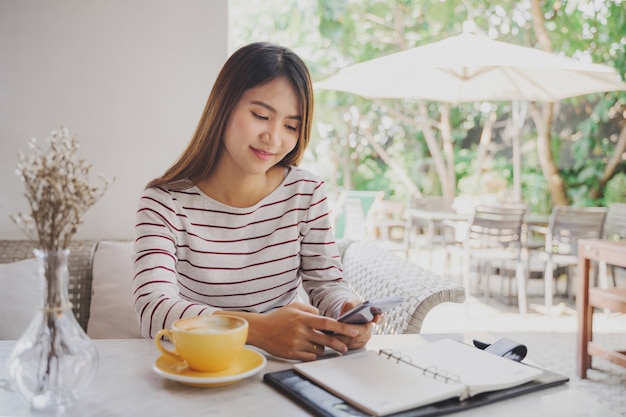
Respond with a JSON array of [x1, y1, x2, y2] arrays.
[[132, 187, 217, 338], [298, 180, 359, 318]]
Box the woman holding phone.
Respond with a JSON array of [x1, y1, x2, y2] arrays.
[[133, 42, 382, 361]]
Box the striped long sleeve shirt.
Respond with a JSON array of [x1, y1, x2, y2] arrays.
[[132, 166, 356, 338]]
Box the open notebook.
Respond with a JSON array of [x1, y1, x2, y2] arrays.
[[290, 339, 544, 417]]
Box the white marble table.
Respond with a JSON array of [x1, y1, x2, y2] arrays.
[[0, 334, 616, 417]]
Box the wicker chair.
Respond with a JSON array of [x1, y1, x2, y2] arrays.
[[0, 240, 98, 331], [2, 239, 465, 337], [339, 240, 466, 334]]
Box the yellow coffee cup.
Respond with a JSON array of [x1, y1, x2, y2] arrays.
[[155, 315, 248, 372]]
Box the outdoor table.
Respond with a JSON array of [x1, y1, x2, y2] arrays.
[[407, 208, 468, 267], [576, 238, 626, 378], [1, 334, 618, 416]]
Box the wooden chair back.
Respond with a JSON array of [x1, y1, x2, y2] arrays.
[[603, 203, 626, 241], [545, 206, 608, 256], [465, 204, 527, 250]]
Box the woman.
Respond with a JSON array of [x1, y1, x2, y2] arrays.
[[133, 42, 379, 361]]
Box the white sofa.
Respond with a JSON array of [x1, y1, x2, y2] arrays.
[[0, 239, 465, 340]]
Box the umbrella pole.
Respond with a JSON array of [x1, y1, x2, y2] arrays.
[[512, 100, 528, 202], [513, 135, 522, 202]]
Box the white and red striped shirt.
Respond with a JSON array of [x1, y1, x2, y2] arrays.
[[132, 166, 355, 338]]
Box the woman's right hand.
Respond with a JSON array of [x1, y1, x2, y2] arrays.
[[221, 303, 362, 361]]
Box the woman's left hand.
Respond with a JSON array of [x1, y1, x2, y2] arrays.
[[333, 299, 383, 350]]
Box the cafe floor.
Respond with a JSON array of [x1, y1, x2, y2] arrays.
[[408, 246, 626, 416]]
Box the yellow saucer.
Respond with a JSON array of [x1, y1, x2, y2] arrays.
[[153, 347, 267, 387]]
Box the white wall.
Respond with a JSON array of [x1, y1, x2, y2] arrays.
[[0, 0, 228, 240]]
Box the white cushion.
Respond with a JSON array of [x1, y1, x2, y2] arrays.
[[0, 258, 40, 340], [87, 241, 142, 339]]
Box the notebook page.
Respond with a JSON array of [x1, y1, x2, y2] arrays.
[[294, 349, 466, 416], [397, 339, 543, 396]]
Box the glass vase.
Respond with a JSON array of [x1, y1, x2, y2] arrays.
[[8, 248, 99, 414]]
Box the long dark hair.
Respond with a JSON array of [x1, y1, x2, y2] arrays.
[[147, 42, 314, 190]]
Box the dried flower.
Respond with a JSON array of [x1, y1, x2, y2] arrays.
[[11, 127, 113, 251]]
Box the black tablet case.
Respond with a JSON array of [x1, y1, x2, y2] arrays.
[[263, 367, 569, 417]]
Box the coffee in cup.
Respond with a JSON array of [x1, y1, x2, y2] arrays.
[[155, 315, 248, 372]]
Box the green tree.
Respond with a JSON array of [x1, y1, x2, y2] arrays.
[[229, 0, 626, 209], [529, 0, 626, 206]]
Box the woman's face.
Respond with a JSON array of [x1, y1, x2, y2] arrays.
[[221, 77, 301, 176]]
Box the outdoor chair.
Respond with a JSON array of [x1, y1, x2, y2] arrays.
[[598, 202, 626, 289], [367, 199, 413, 258], [532, 206, 607, 314], [331, 190, 385, 241], [410, 195, 456, 268], [444, 203, 527, 314]]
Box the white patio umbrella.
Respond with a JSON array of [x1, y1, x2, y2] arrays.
[[315, 33, 626, 103], [315, 33, 626, 201]]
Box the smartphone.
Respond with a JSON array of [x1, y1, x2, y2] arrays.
[[337, 296, 404, 324]]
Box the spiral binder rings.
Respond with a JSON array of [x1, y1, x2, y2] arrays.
[[377, 348, 470, 401], [266, 339, 562, 417]]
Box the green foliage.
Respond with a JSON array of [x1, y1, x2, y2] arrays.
[[230, 0, 626, 210], [521, 170, 551, 214], [561, 164, 604, 207], [605, 172, 626, 204], [454, 148, 475, 183], [352, 158, 392, 194]]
